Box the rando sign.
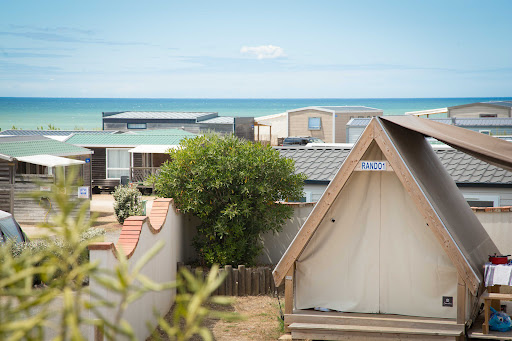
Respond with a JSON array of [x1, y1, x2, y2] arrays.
[[361, 161, 387, 171]]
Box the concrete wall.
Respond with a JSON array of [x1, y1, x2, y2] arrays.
[[89, 199, 177, 340], [288, 109, 334, 142], [449, 105, 511, 118]]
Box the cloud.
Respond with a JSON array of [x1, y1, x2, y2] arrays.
[[240, 45, 286, 59]]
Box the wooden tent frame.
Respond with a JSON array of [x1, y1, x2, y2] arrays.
[[272, 117, 490, 339]]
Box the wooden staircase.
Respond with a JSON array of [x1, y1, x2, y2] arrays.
[[286, 311, 464, 340]]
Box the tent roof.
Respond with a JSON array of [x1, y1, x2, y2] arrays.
[[16, 155, 85, 167], [273, 116, 500, 295], [381, 116, 512, 172]]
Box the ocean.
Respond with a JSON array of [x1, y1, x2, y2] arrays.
[[1, 97, 511, 131]]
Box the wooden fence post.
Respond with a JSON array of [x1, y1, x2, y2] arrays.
[[225, 265, 233, 296], [246, 268, 252, 295], [238, 265, 246, 296], [252, 268, 259, 295], [233, 269, 239, 296]]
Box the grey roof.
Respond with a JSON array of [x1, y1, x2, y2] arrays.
[[277, 146, 351, 181], [449, 101, 512, 110], [486, 101, 512, 108], [316, 106, 382, 113], [200, 116, 234, 124], [103, 111, 217, 120], [0, 129, 115, 136], [431, 118, 512, 127], [349, 117, 512, 128], [278, 146, 512, 184], [435, 149, 512, 184], [347, 118, 372, 127]]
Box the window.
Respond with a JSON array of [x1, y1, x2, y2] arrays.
[[479, 130, 491, 135], [127, 123, 147, 129], [463, 194, 500, 208], [308, 117, 321, 130], [107, 149, 130, 179]]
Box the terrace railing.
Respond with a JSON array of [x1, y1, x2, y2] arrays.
[[130, 167, 160, 183]]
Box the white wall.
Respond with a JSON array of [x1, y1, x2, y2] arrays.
[[475, 209, 512, 255], [89, 200, 178, 340], [254, 112, 287, 145]]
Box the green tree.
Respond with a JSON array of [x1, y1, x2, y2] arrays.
[[154, 133, 306, 266]]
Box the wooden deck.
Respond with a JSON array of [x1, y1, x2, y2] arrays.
[[468, 314, 512, 340], [286, 310, 464, 340]]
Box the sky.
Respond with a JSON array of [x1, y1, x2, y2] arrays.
[[1, 0, 511, 98]]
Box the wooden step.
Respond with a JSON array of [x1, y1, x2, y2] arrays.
[[290, 322, 462, 340], [286, 313, 463, 332]]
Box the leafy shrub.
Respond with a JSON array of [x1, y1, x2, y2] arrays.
[[154, 133, 306, 266], [0, 166, 230, 340], [8, 228, 106, 284], [113, 185, 144, 223]]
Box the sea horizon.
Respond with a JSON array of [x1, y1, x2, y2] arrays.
[[1, 96, 511, 131]]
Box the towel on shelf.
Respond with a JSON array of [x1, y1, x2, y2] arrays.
[[485, 263, 512, 287]]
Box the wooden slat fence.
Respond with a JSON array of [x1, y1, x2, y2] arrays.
[[178, 263, 284, 296]]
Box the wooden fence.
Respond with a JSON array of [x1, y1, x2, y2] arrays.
[[178, 263, 283, 296]]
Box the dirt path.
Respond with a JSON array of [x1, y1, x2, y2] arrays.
[[149, 295, 283, 341]]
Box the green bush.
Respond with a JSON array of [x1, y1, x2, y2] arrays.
[[154, 133, 306, 267], [113, 185, 144, 223]]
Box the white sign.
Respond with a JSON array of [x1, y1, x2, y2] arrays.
[[360, 161, 387, 171], [40, 185, 51, 192], [78, 186, 90, 199]]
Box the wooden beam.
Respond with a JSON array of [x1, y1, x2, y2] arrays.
[[457, 274, 466, 325], [284, 264, 295, 332], [272, 119, 376, 286], [372, 119, 480, 295]]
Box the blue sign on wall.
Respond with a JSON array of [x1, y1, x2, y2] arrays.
[[85, 158, 90, 163]]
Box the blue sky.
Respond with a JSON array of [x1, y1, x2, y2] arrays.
[[1, 0, 511, 98]]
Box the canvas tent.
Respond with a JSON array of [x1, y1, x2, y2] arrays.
[[273, 116, 512, 340]]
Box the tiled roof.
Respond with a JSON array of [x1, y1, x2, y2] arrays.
[[277, 146, 351, 181], [434, 149, 512, 184], [103, 111, 217, 120], [0, 129, 115, 136], [454, 118, 512, 127], [278, 146, 512, 184], [65, 133, 194, 146], [0, 136, 91, 158], [349, 117, 512, 128]]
